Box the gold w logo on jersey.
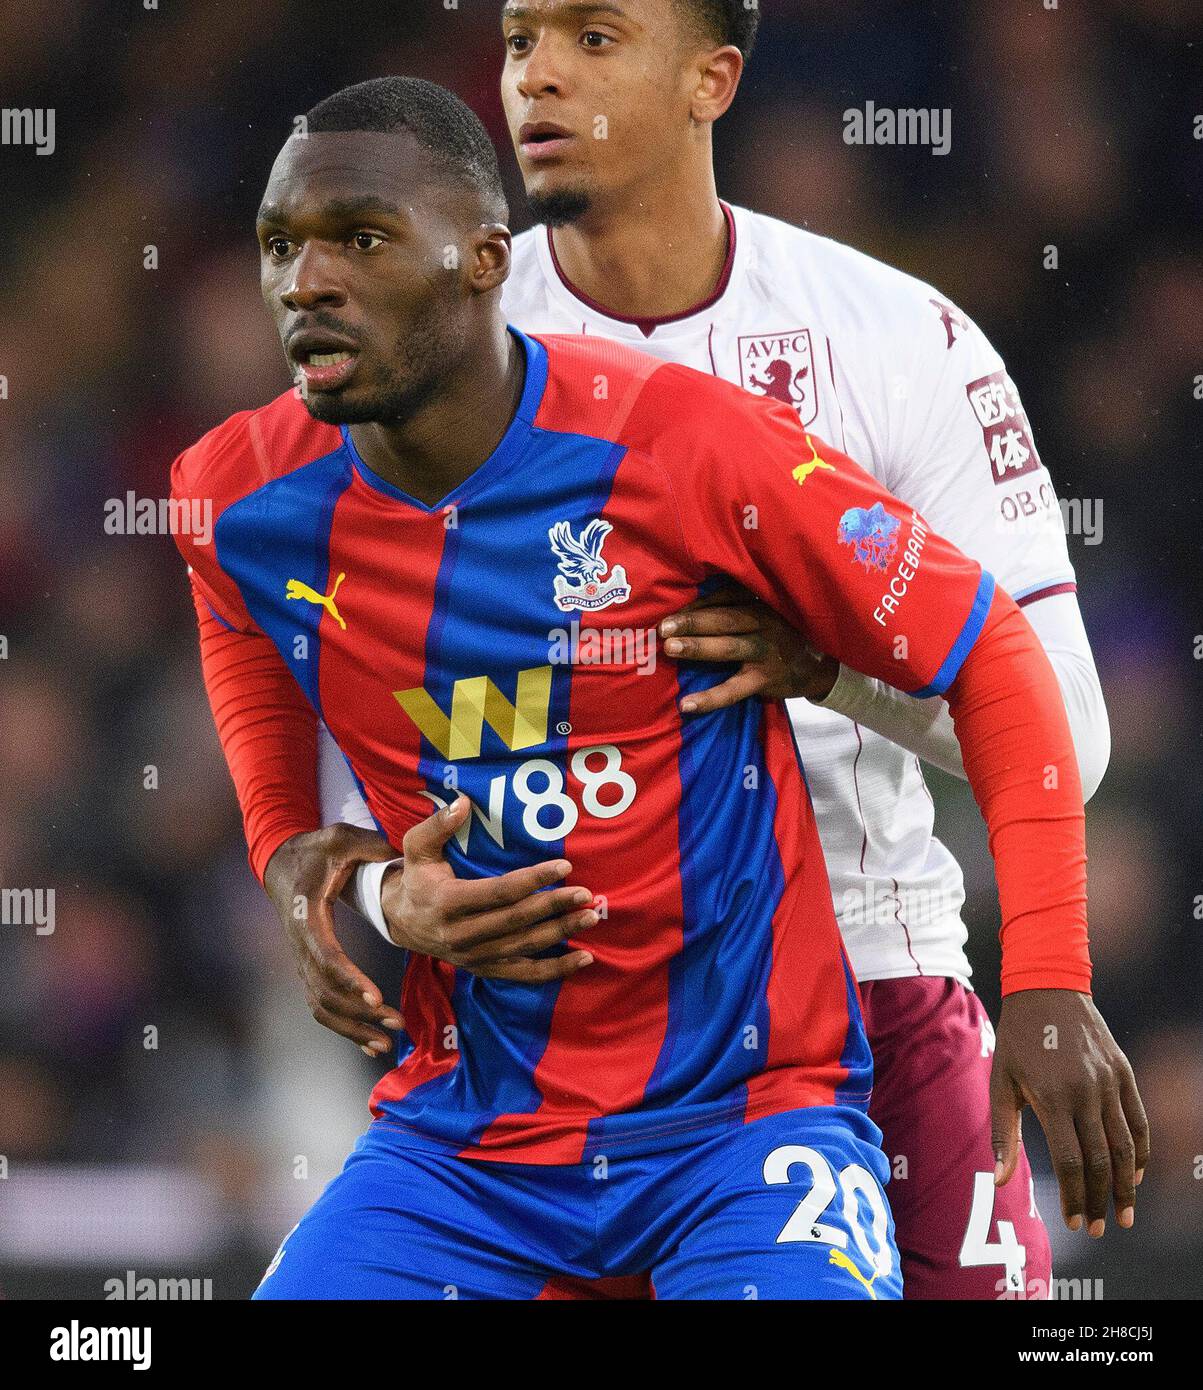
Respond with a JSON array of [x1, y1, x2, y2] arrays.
[[394, 666, 553, 761], [828, 1247, 881, 1300], [791, 434, 837, 486], [286, 573, 347, 631]]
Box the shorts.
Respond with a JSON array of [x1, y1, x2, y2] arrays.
[[862, 975, 1052, 1300], [254, 1105, 902, 1301]]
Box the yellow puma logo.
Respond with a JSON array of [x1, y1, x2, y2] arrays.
[[286, 572, 347, 631], [791, 434, 837, 486], [828, 1247, 880, 1299]]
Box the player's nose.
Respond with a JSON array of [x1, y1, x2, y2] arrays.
[[279, 244, 347, 313], [515, 36, 567, 100]]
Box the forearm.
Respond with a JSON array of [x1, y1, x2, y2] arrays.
[[817, 664, 966, 777], [943, 588, 1090, 996], [820, 595, 1111, 798], [192, 585, 321, 882]]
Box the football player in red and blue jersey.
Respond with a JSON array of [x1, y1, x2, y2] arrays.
[[173, 80, 1118, 1299]]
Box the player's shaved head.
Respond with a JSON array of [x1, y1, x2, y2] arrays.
[[304, 77, 509, 224]]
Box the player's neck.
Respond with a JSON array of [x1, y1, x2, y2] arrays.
[[347, 321, 523, 508], [550, 168, 727, 322]]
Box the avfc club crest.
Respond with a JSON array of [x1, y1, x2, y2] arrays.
[[549, 518, 632, 613], [838, 502, 902, 572], [738, 329, 819, 426]]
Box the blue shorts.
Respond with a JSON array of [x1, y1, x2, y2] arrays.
[[253, 1106, 902, 1300]]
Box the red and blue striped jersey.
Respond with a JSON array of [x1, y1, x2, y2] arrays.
[[173, 330, 994, 1164]]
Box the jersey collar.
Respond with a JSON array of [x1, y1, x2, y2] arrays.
[[536, 202, 749, 341], [341, 328, 548, 514]]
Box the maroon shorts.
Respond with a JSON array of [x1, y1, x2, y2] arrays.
[[861, 975, 1052, 1300]]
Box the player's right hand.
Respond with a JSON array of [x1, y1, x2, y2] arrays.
[[264, 823, 407, 1058], [659, 583, 839, 714], [387, 796, 598, 984]]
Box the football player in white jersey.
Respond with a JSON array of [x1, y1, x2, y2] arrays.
[[255, 1, 1146, 1298]]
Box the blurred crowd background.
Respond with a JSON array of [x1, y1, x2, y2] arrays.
[[0, 0, 1199, 1299]]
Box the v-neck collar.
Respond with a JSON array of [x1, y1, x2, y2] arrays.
[[341, 328, 548, 514], [537, 203, 746, 341]]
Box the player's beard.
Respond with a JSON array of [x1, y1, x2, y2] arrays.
[[526, 185, 593, 227], [300, 306, 464, 429]]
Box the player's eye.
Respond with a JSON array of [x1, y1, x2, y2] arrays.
[[351, 232, 385, 252], [581, 29, 614, 49], [265, 236, 293, 260], [505, 32, 531, 56]]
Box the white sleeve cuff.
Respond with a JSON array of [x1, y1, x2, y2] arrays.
[[813, 662, 868, 717], [351, 858, 405, 944], [811, 663, 968, 779]]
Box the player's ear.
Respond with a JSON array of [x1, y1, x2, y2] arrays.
[[690, 45, 743, 125], [471, 223, 512, 295]]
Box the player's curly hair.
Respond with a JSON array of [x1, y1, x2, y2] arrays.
[[678, 0, 761, 61], [305, 77, 508, 222]]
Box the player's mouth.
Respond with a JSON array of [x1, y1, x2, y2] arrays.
[[288, 333, 361, 391], [518, 122, 575, 162]]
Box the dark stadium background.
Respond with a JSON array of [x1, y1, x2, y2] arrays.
[[0, 0, 1199, 1300]]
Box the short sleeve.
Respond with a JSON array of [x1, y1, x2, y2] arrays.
[[667, 385, 994, 698]]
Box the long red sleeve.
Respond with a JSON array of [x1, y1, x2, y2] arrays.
[[191, 581, 321, 883], [945, 587, 1091, 995]]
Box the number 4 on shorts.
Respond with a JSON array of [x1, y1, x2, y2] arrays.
[[960, 1170, 1026, 1292]]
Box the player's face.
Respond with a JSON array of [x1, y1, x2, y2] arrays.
[[500, 0, 704, 223], [257, 131, 473, 426]]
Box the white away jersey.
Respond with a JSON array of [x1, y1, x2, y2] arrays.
[[499, 205, 1077, 985]]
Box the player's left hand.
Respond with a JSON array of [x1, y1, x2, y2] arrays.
[[991, 989, 1149, 1238], [659, 583, 839, 714]]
